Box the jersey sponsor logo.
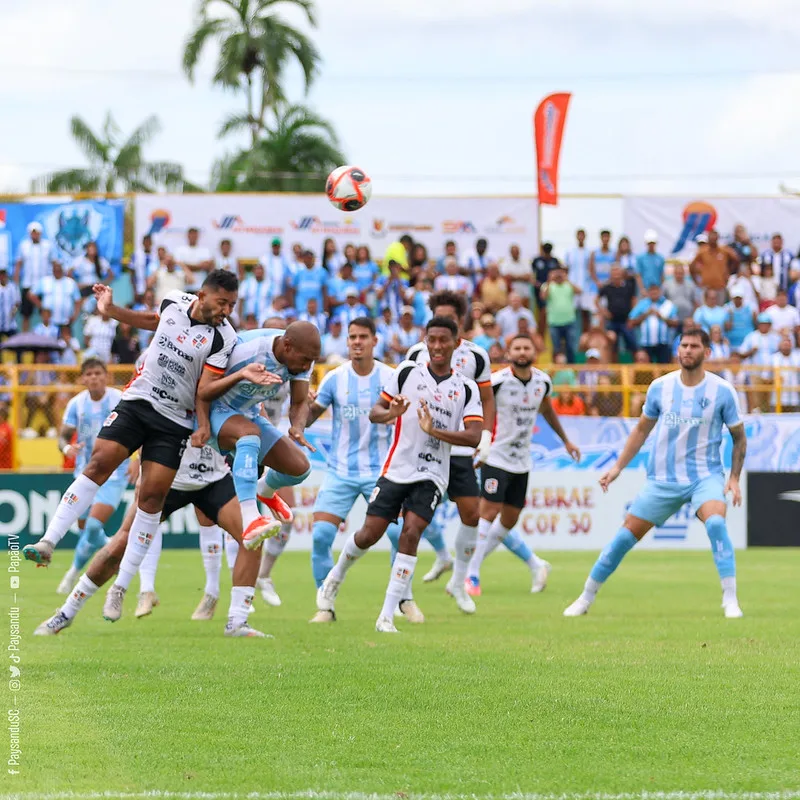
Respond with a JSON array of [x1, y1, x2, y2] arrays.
[[102, 411, 118, 428], [151, 386, 179, 403], [192, 333, 208, 349], [187, 461, 214, 473], [341, 404, 370, 420], [484, 477, 499, 494], [166, 318, 176, 326], [662, 412, 703, 428], [418, 451, 442, 465], [136, 530, 154, 546], [157, 353, 186, 375], [160, 374, 176, 389], [64, 491, 80, 506], [176, 333, 187, 344], [157, 335, 193, 362]]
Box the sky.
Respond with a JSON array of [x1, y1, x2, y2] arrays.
[[1, 0, 800, 254]]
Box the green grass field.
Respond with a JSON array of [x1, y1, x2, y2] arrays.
[[7, 548, 800, 799]]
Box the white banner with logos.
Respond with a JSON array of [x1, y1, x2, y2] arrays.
[[134, 194, 538, 262], [622, 195, 800, 258]]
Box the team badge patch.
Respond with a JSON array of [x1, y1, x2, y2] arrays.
[[102, 411, 118, 428], [484, 478, 499, 494], [369, 486, 380, 503]]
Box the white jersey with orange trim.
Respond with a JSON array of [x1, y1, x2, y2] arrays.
[[406, 337, 490, 457], [486, 366, 552, 474], [379, 360, 483, 493], [121, 290, 237, 429], [171, 443, 231, 492]]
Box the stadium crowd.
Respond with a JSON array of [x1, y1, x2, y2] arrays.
[[2, 218, 800, 440]]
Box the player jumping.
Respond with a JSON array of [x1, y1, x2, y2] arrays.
[[316, 316, 483, 632], [466, 335, 581, 596], [564, 326, 747, 619]]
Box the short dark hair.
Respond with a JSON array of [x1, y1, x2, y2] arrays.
[[600, 229, 611, 237], [542, 242, 553, 254], [508, 334, 534, 346], [202, 269, 239, 293], [680, 326, 711, 348], [188, 226, 199, 234], [445, 239, 456, 248], [81, 357, 107, 373], [777, 287, 788, 296], [220, 238, 231, 246], [429, 289, 467, 320], [400, 234, 413, 247], [477, 238, 487, 247], [426, 315, 458, 338], [349, 316, 376, 335]]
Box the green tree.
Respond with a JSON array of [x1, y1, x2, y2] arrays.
[[183, 0, 320, 147], [33, 113, 201, 193], [212, 104, 345, 191]]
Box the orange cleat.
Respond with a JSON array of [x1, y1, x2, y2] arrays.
[[242, 515, 282, 550], [257, 491, 294, 523]]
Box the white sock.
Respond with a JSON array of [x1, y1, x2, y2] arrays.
[[452, 523, 478, 584], [199, 525, 223, 598], [228, 585, 255, 628], [526, 551, 546, 570], [240, 499, 260, 530], [61, 575, 98, 619], [329, 533, 367, 582], [579, 577, 602, 604], [256, 472, 273, 499], [380, 553, 417, 620], [224, 533, 239, 574], [138, 529, 163, 594], [115, 508, 162, 590], [43, 475, 101, 547], [468, 518, 494, 579], [62, 564, 80, 585], [435, 547, 451, 561], [721, 576, 737, 605]]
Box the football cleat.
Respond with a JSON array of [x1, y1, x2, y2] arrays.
[[102, 585, 126, 622], [563, 597, 591, 617], [224, 620, 273, 638], [23, 540, 54, 566], [422, 556, 453, 582], [723, 602, 744, 619], [191, 593, 218, 621], [135, 591, 159, 618], [34, 611, 72, 636], [309, 609, 336, 623], [375, 615, 399, 633], [316, 576, 341, 613], [242, 516, 282, 550], [257, 490, 294, 523], [399, 599, 425, 623], [465, 576, 482, 597], [531, 561, 552, 593], [257, 577, 282, 607], [446, 577, 476, 614]]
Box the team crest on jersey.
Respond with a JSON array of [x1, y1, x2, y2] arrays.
[[447, 388, 460, 400], [176, 333, 187, 344], [102, 411, 118, 427], [166, 318, 176, 326], [699, 397, 711, 409], [192, 333, 208, 349], [484, 478, 499, 494]]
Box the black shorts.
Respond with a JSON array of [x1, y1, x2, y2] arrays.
[[367, 476, 442, 524], [20, 290, 35, 318], [480, 465, 529, 509], [97, 399, 190, 470], [160, 474, 236, 525], [447, 455, 480, 499]]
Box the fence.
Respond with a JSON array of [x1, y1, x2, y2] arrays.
[[1, 362, 798, 470]]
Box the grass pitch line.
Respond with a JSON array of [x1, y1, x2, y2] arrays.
[[4, 792, 800, 800]]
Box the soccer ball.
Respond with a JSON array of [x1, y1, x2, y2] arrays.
[[326, 166, 372, 212]]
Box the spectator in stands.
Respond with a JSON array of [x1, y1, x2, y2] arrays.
[[488, 341, 506, 365], [588, 374, 623, 417], [565, 228, 592, 332], [391, 307, 423, 359], [499, 244, 531, 307], [579, 323, 615, 364], [628, 284, 679, 364], [377, 257, 409, 320], [739, 313, 781, 411], [630, 349, 654, 416], [434, 256, 471, 294], [512, 315, 543, 352], [293, 249, 328, 318], [239, 262, 273, 326], [243, 313, 258, 330], [464, 302, 486, 339], [33, 307, 58, 340], [724, 287, 756, 350], [21, 350, 59, 438], [690, 230, 737, 291], [326, 262, 359, 313], [0, 406, 13, 469], [473, 314, 503, 353], [771, 335, 800, 412], [408, 276, 433, 327], [541, 265, 580, 363], [152, 251, 183, 303], [760, 232, 797, 292], [57, 324, 80, 366], [589, 229, 615, 293], [110, 321, 141, 365], [298, 296, 328, 334], [0, 267, 20, 343], [70, 240, 111, 314], [730, 223, 755, 270], [133, 288, 157, 350], [343, 243, 357, 267], [477, 262, 509, 313], [354, 245, 380, 295], [128, 234, 158, 302], [550, 375, 586, 416], [259, 237, 293, 303], [764, 288, 800, 339], [30, 258, 81, 329], [215, 238, 240, 277], [436, 240, 459, 273], [175, 227, 213, 292], [496, 291, 536, 341], [663, 263, 698, 331], [616, 236, 636, 277], [83, 310, 117, 363], [14, 221, 53, 332], [694, 288, 729, 333], [708, 325, 731, 364], [335, 288, 369, 327], [597, 264, 637, 355], [723, 351, 750, 411], [636, 230, 666, 291], [321, 317, 349, 364], [408, 243, 429, 276], [465, 237, 492, 281], [532, 242, 560, 332], [753, 261, 778, 309], [321, 237, 344, 273], [290, 243, 304, 272], [727, 258, 760, 311]]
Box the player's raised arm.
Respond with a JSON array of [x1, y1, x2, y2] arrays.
[[369, 393, 410, 424], [93, 284, 160, 331], [196, 362, 282, 402], [288, 379, 315, 451]]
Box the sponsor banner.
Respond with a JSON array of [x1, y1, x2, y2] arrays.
[[134, 194, 538, 262], [534, 93, 571, 206], [0, 200, 125, 272], [746, 472, 800, 546], [622, 196, 800, 257]]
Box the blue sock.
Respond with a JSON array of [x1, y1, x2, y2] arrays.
[[232, 435, 261, 502], [73, 516, 107, 570], [422, 506, 447, 553], [386, 521, 401, 564], [311, 520, 338, 587], [589, 528, 638, 583], [265, 465, 312, 491], [503, 530, 532, 563], [704, 514, 735, 579]]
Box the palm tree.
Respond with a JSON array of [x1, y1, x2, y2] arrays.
[[212, 104, 345, 192], [32, 113, 201, 193], [182, 0, 320, 147]]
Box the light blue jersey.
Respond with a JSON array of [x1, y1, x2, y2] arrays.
[[642, 370, 742, 484], [215, 328, 312, 418], [315, 360, 395, 479], [63, 388, 130, 482]]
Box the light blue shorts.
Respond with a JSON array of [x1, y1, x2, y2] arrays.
[[629, 475, 726, 527], [209, 404, 283, 463], [314, 473, 378, 521], [79, 474, 128, 520]]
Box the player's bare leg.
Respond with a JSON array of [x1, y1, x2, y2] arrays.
[[58, 501, 117, 595]]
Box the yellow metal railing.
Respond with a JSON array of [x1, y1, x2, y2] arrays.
[[1, 363, 797, 470]]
